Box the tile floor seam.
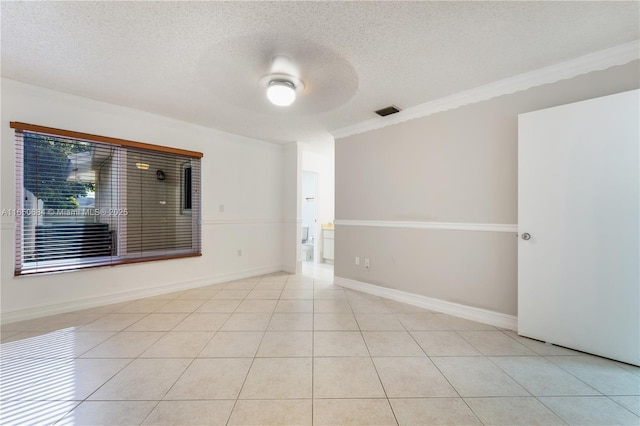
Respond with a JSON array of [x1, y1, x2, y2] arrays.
[[343, 289, 400, 426], [224, 290, 277, 425], [541, 354, 623, 396]]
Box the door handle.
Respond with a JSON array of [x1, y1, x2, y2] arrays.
[[521, 233, 531, 240]]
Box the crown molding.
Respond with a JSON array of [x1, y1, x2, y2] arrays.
[[332, 40, 640, 140]]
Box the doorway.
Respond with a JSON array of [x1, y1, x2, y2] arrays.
[[301, 171, 318, 263]]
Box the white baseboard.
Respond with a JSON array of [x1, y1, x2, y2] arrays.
[[334, 276, 517, 330], [1, 265, 287, 324]]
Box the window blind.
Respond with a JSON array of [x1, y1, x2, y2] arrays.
[[12, 122, 202, 275]]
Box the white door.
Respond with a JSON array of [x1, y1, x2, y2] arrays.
[[518, 90, 639, 366]]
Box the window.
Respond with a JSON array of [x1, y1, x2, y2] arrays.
[[12, 122, 202, 275]]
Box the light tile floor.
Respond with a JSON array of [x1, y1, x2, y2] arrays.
[[1, 271, 639, 425]]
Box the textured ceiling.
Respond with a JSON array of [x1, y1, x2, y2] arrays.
[[2, 1, 638, 144]]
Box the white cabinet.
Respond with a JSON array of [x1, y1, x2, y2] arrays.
[[323, 229, 334, 262]]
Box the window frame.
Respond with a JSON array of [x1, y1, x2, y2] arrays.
[[11, 122, 203, 276]]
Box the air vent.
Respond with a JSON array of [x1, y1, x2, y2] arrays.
[[375, 105, 401, 117]]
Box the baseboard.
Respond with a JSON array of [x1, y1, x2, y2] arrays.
[[1, 265, 287, 324], [334, 276, 518, 330]]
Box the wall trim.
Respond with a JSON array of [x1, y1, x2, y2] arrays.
[[1, 265, 288, 324], [332, 41, 639, 139], [334, 219, 517, 233], [335, 276, 517, 330]]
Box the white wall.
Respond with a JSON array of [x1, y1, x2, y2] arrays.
[[0, 78, 287, 323], [300, 134, 335, 262], [334, 60, 640, 320], [282, 142, 301, 273]]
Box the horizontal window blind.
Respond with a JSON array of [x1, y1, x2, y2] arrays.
[[12, 122, 202, 275]]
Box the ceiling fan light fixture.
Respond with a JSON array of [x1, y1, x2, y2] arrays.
[[267, 79, 297, 106]]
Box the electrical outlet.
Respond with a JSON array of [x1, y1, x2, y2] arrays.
[[364, 258, 370, 269], [219, 204, 225, 212], [237, 249, 242, 256], [355, 256, 360, 265]]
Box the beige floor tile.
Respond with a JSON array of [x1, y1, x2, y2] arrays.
[[239, 357, 312, 399], [432, 357, 530, 397], [350, 299, 393, 314], [390, 398, 482, 425], [437, 314, 496, 330], [57, 401, 155, 426], [314, 299, 352, 313], [284, 281, 314, 290], [1, 400, 77, 426], [198, 332, 263, 357], [16, 358, 129, 401], [465, 397, 565, 425], [362, 331, 425, 356], [274, 299, 314, 313], [0, 331, 20, 341], [228, 399, 311, 425], [314, 289, 347, 300], [0, 331, 55, 357], [176, 288, 220, 299], [2, 330, 115, 358], [314, 313, 359, 330], [125, 313, 188, 331], [1, 358, 75, 400], [211, 289, 251, 299], [224, 281, 257, 290], [141, 331, 214, 358], [164, 358, 252, 400], [491, 356, 600, 396], [154, 299, 205, 313], [259, 275, 289, 283], [314, 331, 369, 357], [396, 313, 450, 330], [285, 276, 314, 284], [280, 289, 314, 300], [253, 281, 286, 290], [613, 361, 640, 377], [195, 299, 242, 313], [246, 289, 282, 299], [80, 332, 163, 358], [547, 356, 640, 395], [219, 313, 272, 331], [355, 313, 405, 331], [539, 396, 640, 425], [458, 331, 536, 356], [67, 331, 119, 357], [257, 331, 312, 357], [501, 330, 581, 356], [313, 357, 386, 398], [235, 299, 278, 313], [90, 358, 191, 400], [172, 313, 229, 331], [268, 313, 313, 331], [142, 400, 235, 425], [1, 313, 104, 332], [373, 357, 457, 397], [610, 395, 640, 416], [411, 331, 482, 356], [313, 399, 396, 426], [78, 313, 146, 331], [115, 300, 168, 314]]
